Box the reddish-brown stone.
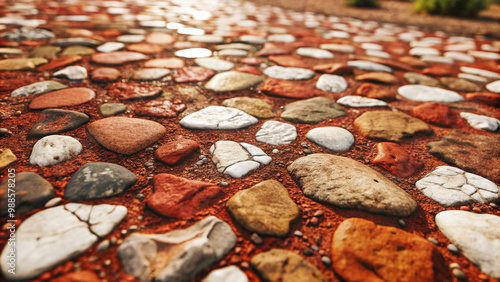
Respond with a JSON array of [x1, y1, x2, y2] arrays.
[[51, 271, 101, 282], [135, 100, 186, 117], [256, 42, 290, 56], [144, 58, 185, 69], [355, 72, 399, 84], [91, 51, 148, 65], [234, 65, 262, 75], [410, 102, 460, 127], [261, 78, 315, 99], [268, 55, 309, 68], [465, 92, 500, 107], [356, 83, 396, 100], [146, 173, 221, 219], [91, 67, 120, 82], [106, 82, 162, 100], [126, 43, 164, 54], [101, 29, 122, 37], [372, 142, 423, 178], [145, 32, 175, 45], [240, 57, 264, 65], [398, 56, 428, 68], [29, 88, 95, 109], [173, 66, 215, 83], [37, 56, 82, 71], [423, 65, 453, 76], [173, 41, 202, 49], [349, 55, 413, 71], [313, 63, 354, 75], [332, 218, 450, 282], [154, 136, 200, 165]]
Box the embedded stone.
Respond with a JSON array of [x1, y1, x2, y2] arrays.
[[91, 51, 148, 65], [173, 66, 215, 83], [29, 135, 82, 167], [29, 109, 89, 137], [261, 77, 315, 99], [306, 127, 355, 152], [281, 97, 346, 124], [91, 67, 121, 82], [154, 137, 200, 165], [29, 88, 95, 109], [373, 142, 423, 178], [205, 71, 264, 92], [410, 102, 459, 127], [11, 81, 67, 97], [222, 97, 275, 119], [256, 121, 297, 145]]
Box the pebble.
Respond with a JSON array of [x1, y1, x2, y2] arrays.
[[255, 121, 297, 145], [0, 172, 53, 215], [404, 72, 440, 87], [398, 85, 465, 103], [44, 197, 62, 208], [91, 67, 121, 82], [173, 66, 215, 83], [180, 106, 258, 130], [1, 27, 55, 41], [29, 135, 82, 167], [460, 112, 500, 131], [447, 244, 459, 254], [321, 256, 332, 266], [397, 219, 406, 228], [97, 42, 125, 53], [306, 127, 354, 152], [202, 266, 248, 282], [11, 81, 67, 97], [174, 48, 212, 58], [316, 74, 348, 92], [61, 46, 95, 57], [91, 51, 148, 65], [29, 87, 95, 109], [132, 68, 171, 81], [205, 71, 264, 92], [0, 57, 48, 70], [195, 57, 234, 71], [29, 109, 89, 137], [347, 60, 393, 73], [107, 82, 162, 100], [486, 80, 500, 93], [250, 233, 263, 245], [452, 268, 467, 280], [52, 66, 88, 80], [210, 141, 271, 178], [145, 58, 185, 69], [154, 137, 199, 165], [222, 97, 275, 118], [428, 237, 439, 246], [296, 47, 334, 59], [264, 66, 315, 80], [261, 77, 315, 98], [460, 66, 500, 79], [99, 103, 127, 117], [220, 181, 229, 187], [281, 97, 346, 124], [337, 96, 387, 107], [320, 43, 355, 53], [294, 231, 303, 237]]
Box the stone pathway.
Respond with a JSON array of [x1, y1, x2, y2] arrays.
[[0, 0, 499, 281]]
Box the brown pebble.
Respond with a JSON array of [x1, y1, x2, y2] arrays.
[[472, 207, 482, 213], [460, 206, 470, 211], [313, 210, 324, 217], [310, 217, 319, 226], [240, 261, 250, 269]]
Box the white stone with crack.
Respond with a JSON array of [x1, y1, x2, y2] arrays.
[[460, 112, 500, 131], [29, 135, 83, 167], [255, 121, 297, 145], [179, 106, 258, 130], [210, 141, 271, 178]]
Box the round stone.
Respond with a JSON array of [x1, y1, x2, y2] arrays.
[[306, 127, 354, 152], [316, 74, 348, 93], [29, 135, 83, 167]]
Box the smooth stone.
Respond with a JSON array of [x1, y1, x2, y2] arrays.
[[410, 102, 459, 127], [261, 77, 315, 99], [423, 65, 454, 76], [306, 127, 354, 152], [135, 100, 186, 117], [126, 43, 164, 54], [427, 131, 500, 182], [118, 216, 236, 282], [468, 50, 500, 60], [99, 103, 127, 117], [365, 50, 391, 59], [316, 74, 348, 92], [154, 137, 200, 165], [202, 266, 248, 282], [91, 51, 148, 65], [210, 141, 271, 178], [460, 66, 500, 79], [222, 97, 275, 119], [255, 121, 297, 145], [216, 43, 252, 51], [251, 249, 327, 282], [52, 66, 88, 80], [347, 60, 393, 73], [146, 174, 220, 218], [332, 218, 449, 282], [337, 96, 387, 107], [460, 112, 500, 131], [38, 56, 82, 71], [356, 83, 395, 100], [398, 85, 465, 103], [173, 66, 215, 83], [296, 47, 334, 59], [51, 271, 101, 282], [239, 35, 266, 44], [180, 106, 257, 130], [458, 73, 488, 83], [313, 63, 355, 75], [65, 162, 137, 201], [288, 154, 417, 217], [268, 55, 309, 68], [195, 57, 234, 71], [355, 72, 399, 84], [436, 211, 500, 279], [91, 67, 121, 82], [0, 149, 16, 169], [440, 77, 481, 92], [0, 57, 47, 70], [399, 56, 428, 68], [144, 58, 185, 69], [416, 166, 499, 207], [227, 180, 299, 236], [29, 109, 89, 137], [264, 66, 315, 80], [29, 135, 82, 167], [354, 111, 433, 142], [205, 71, 264, 92], [174, 48, 212, 58], [188, 35, 224, 44], [281, 97, 346, 124], [0, 204, 126, 281], [421, 55, 454, 64], [146, 32, 175, 45], [11, 81, 67, 97], [132, 68, 170, 81], [60, 46, 95, 57], [256, 43, 290, 57], [116, 34, 144, 43], [29, 46, 61, 58], [0, 172, 53, 215], [218, 49, 248, 56], [373, 142, 423, 178], [403, 72, 441, 87], [267, 34, 295, 42], [29, 87, 95, 109], [97, 42, 125, 53], [409, 47, 440, 56], [320, 43, 355, 53], [0, 27, 55, 41], [106, 82, 162, 100], [51, 37, 101, 47], [444, 52, 475, 63], [486, 80, 500, 93]]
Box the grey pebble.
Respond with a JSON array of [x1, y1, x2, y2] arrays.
[[449, 263, 461, 269], [303, 248, 314, 256], [397, 219, 406, 228], [196, 160, 204, 166], [294, 230, 303, 237], [121, 229, 128, 236], [301, 142, 308, 148], [491, 203, 498, 209], [129, 225, 139, 232], [250, 233, 263, 245], [199, 155, 206, 160], [96, 240, 110, 252], [304, 149, 312, 154], [447, 244, 459, 254], [321, 256, 332, 266], [136, 193, 145, 200], [452, 268, 466, 280], [104, 260, 112, 266], [137, 216, 143, 221], [272, 149, 279, 154], [310, 245, 319, 252], [427, 237, 439, 246], [220, 181, 229, 187]]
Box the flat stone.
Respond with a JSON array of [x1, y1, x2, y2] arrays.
[[281, 97, 346, 124], [460, 66, 500, 80], [313, 63, 355, 75], [306, 127, 355, 152], [106, 82, 162, 100], [410, 102, 459, 127], [118, 216, 236, 282], [116, 35, 145, 43], [460, 112, 500, 131], [51, 37, 101, 47], [444, 52, 475, 63], [11, 81, 67, 97], [355, 83, 395, 100], [316, 74, 348, 92], [126, 43, 164, 54], [0, 57, 47, 70], [195, 57, 234, 71], [0, 172, 53, 215], [268, 55, 309, 68], [174, 48, 212, 58], [87, 117, 165, 155], [188, 35, 224, 44], [348, 55, 414, 72], [1, 27, 55, 41], [251, 249, 327, 282], [234, 65, 262, 76], [202, 266, 248, 282], [320, 43, 355, 53], [146, 32, 175, 45], [135, 99, 186, 117], [154, 137, 199, 165], [29, 87, 95, 109], [218, 49, 248, 56], [256, 42, 290, 56], [423, 65, 454, 76], [486, 80, 500, 93], [440, 77, 481, 92], [210, 141, 271, 178], [239, 57, 264, 65], [373, 142, 423, 178], [403, 72, 441, 87], [132, 68, 170, 81], [29, 109, 89, 137], [99, 103, 127, 117], [261, 77, 315, 99], [355, 72, 399, 84], [205, 71, 264, 92], [91, 51, 148, 65], [288, 154, 417, 217], [297, 47, 333, 59], [264, 66, 315, 80], [29, 135, 82, 167], [268, 34, 295, 42], [91, 67, 121, 82], [180, 106, 257, 130], [458, 73, 488, 83], [38, 56, 82, 71], [256, 121, 297, 145], [97, 42, 125, 53], [61, 46, 95, 57], [348, 60, 393, 73], [466, 92, 500, 107], [0, 149, 16, 169], [409, 47, 440, 56], [222, 97, 275, 119], [144, 58, 185, 69], [29, 46, 61, 58], [337, 96, 387, 107], [398, 56, 428, 68], [398, 85, 465, 103], [421, 55, 454, 65], [436, 211, 500, 279], [146, 174, 220, 218], [332, 218, 449, 282], [469, 50, 500, 60], [354, 111, 433, 142], [173, 66, 215, 83], [416, 166, 499, 207], [65, 162, 137, 201], [366, 50, 391, 59], [427, 131, 500, 182], [53, 66, 88, 81], [0, 204, 126, 281], [51, 271, 101, 282]]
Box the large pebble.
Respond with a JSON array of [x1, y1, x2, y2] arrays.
[[348, 60, 393, 73], [337, 96, 387, 107], [296, 47, 334, 59], [205, 71, 263, 92], [29, 135, 82, 167], [255, 121, 297, 145], [0, 172, 53, 215], [180, 106, 258, 130], [398, 85, 465, 103], [281, 97, 346, 124], [222, 97, 275, 119], [52, 66, 88, 80], [264, 66, 315, 80], [306, 127, 354, 152], [316, 74, 348, 92], [29, 109, 89, 137]]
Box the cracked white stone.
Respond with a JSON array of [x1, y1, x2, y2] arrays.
[[0, 204, 126, 281], [202, 266, 248, 282], [337, 96, 387, 107], [306, 127, 354, 152], [296, 47, 334, 59], [29, 135, 83, 167], [264, 66, 315, 80], [180, 106, 258, 130], [416, 166, 499, 207], [460, 112, 500, 132], [255, 121, 297, 145], [316, 74, 348, 93], [195, 57, 234, 71], [210, 141, 271, 178], [347, 60, 393, 73], [97, 42, 125, 52], [486, 80, 500, 93], [460, 67, 500, 80], [398, 85, 465, 103], [52, 66, 88, 80]]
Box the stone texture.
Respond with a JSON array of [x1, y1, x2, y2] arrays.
[[118, 216, 236, 282], [332, 218, 450, 282], [64, 162, 137, 201], [147, 174, 221, 219], [355, 72, 399, 84], [91, 67, 121, 82], [1, 27, 55, 41], [281, 97, 346, 124], [261, 78, 315, 99], [354, 111, 433, 142], [440, 77, 481, 92], [86, 117, 166, 155], [205, 71, 264, 92], [107, 82, 162, 100], [398, 85, 464, 103], [91, 51, 148, 65], [227, 180, 299, 237], [154, 137, 200, 165], [180, 106, 258, 130], [313, 63, 354, 75], [11, 81, 67, 97], [99, 103, 127, 117], [173, 67, 215, 83], [174, 48, 212, 58], [486, 80, 500, 93], [372, 142, 423, 178], [210, 141, 271, 178], [29, 109, 89, 137], [465, 92, 500, 107], [135, 100, 186, 117], [347, 60, 393, 73], [126, 43, 164, 54], [256, 43, 290, 56], [460, 112, 500, 131], [29, 88, 95, 109], [287, 154, 418, 217], [297, 47, 333, 58], [195, 57, 234, 71], [29, 135, 82, 167], [306, 127, 355, 152], [316, 74, 348, 93], [97, 42, 125, 53], [51, 271, 101, 282], [0, 172, 53, 215], [38, 56, 82, 71], [337, 96, 387, 107], [403, 72, 441, 87], [0, 58, 47, 70], [410, 102, 459, 127], [51, 38, 101, 47], [256, 121, 297, 145], [132, 68, 171, 81], [202, 266, 248, 282], [0, 149, 17, 169], [53, 65, 88, 80], [222, 97, 275, 119], [61, 46, 95, 57], [355, 83, 395, 100], [264, 66, 315, 80]]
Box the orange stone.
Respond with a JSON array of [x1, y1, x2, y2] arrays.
[[372, 142, 423, 178], [465, 92, 500, 107], [145, 32, 175, 45], [410, 102, 459, 127], [398, 56, 428, 68], [51, 270, 101, 282], [268, 55, 309, 68], [154, 136, 200, 165], [29, 88, 95, 109], [173, 66, 215, 83], [355, 72, 399, 84], [91, 51, 148, 65], [423, 65, 453, 76], [38, 56, 82, 71], [356, 83, 395, 100], [256, 42, 290, 56], [91, 67, 120, 82], [313, 63, 355, 75], [239, 57, 264, 65], [135, 100, 186, 117], [106, 82, 162, 100], [234, 65, 262, 76], [261, 77, 315, 99], [126, 43, 164, 54]]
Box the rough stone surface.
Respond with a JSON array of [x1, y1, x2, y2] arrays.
[[264, 66, 315, 80], [410, 102, 459, 127], [1, 27, 55, 41], [29, 109, 89, 137], [222, 97, 275, 119], [154, 137, 200, 165], [0, 149, 17, 169], [29, 135, 83, 167], [173, 66, 215, 83], [91, 51, 148, 65], [11, 81, 67, 97], [38, 56, 82, 71], [313, 63, 354, 75], [106, 82, 162, 100], [205, 71, 264, 92], [356, 83, 395, 100], [144, 58, 185, 69], [337, 96, 387, 107], [202, 266, 248, 282], [135, 100, 186, 117], [281, 97, 346, 124], [440, 77, 481, 92], [210, 141, 271, 178], [29, 46, 61, 58], [372, 142, 423, 178], [460, 112, 500, 131], [316, 74, 348, 93], [398, 85, 465, 103], [180, 106, 258, 130], [465, 92, 500, 107], [29, 87, 95, 109], [268, 55, 310, 68], [256, 121, 297, 145], [0, 58, 47, 70], [61, 46, 95, 57], [262, 77, 315, 99]]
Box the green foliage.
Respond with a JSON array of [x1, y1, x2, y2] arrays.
[[346, 0, 380, 8], [415, 0, 490, 17]]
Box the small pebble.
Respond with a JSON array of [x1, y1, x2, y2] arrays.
[[110, 237, 117, 245], [310, 217, 319, 226], [472, 207, 481, 213], [121, 229, 128, 236], [0, 128, 9, 136], [303, 248, 314, 256], [129, 225, 138, 232], [294, 230, 303, 237], [310, 245, 319, 252], [195, 160, 204, 166], [44, 197, 62, 208], [99, 271, 106, 278], [304, 149, 312, 154], [313, 210, 324, 217], [144, 159, 154, 167], [220, 181, 229, 187], [447, 244, 459, 254], [459, 206, 470, 211], [199, 155, 206, 160], [491, 203, 498, 209], [428, 237, 439, 246], [250, 233, 263, 245], [452, 268, 466, 280], [136, 193, 145, 200], [137, 216, 143, 221], [272, 149, 279, 154], [240, 261, 250, 269], [397, 219, 406, 228], [301, 143, 308, 148], [103, 260, 112, 266], [449, 263, 461, 269], [14, 110, 21, 116], [321, 256, 332, 267], [96, 240, 110, 252]]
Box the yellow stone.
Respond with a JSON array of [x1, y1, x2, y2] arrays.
[[0, 58, 47, 71], [0, 149, 17, 169]]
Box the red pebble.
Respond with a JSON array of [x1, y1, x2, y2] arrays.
[[372, 142, 423, 178], [154, 137, 200, 165], [410, 102, 460, 127]]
